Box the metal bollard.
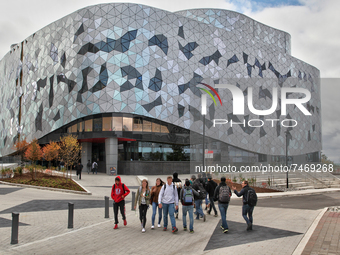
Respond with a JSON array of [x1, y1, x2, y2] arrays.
[[104, 196, 109, 218], [68, 202, 74, 229], [131, 191, 136, 211], [11, 212, 19, 244]]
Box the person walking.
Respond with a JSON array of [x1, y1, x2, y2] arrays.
[[59, 159, 65, 171], [214, 177, 232, 233], [158, 176, 179, 233], [180, 180, 199, 233], [150, 178, 164, 229], [134, 179, 151, 233], [191, 175, 206, 221], [232, 180, 257, 231], [206, 174, 218, 216], [92, 161, 98, 174], [111, 176, 130, 229], [172, 172, 182, 219], [86, 160, 91, 174], [76, 162, 83, 180]]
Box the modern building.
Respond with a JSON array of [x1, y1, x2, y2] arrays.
[[0, 3, 321, 175]]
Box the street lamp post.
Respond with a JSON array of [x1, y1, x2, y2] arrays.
[[285, 130, 289, 189], [202, 94, 207, 173], [203, 116, 205, 173]]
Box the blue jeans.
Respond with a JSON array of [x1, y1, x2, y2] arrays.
[[208, 199, 217, 215], [182, 205, 194, 230], [194, 199, 204, 219], [218, 203, 229, 230], [162, 203, 176, 229], [242, 204, 254, 225], [152, 202, 162, 226], [205, 194, 209, 207]]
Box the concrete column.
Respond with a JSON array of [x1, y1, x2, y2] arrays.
[[81, 142, 92, 166], [105, 137, 118, 175]]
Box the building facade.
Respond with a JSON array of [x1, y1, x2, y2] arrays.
[[0, 3, 321, 174]]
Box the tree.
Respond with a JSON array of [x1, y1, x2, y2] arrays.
[[43, 141, 60, 170], [58, 134, 82, 180], [321, 153, 334, 165], [25, 139, 43, 180], [13, 137, 29, 166]]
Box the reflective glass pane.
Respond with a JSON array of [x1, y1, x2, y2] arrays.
[[152, 122, 160, 132], [85, 119, 93, 132], [133, 117, 143, 131], [103, 117, 112, 131], [71, 124, 77, 133], [160, 125, 169, 133], [112, 117, 123, 131], [123, 117, 133, 131], [93, 118, 102, 131], [143, 120, 152, 132]]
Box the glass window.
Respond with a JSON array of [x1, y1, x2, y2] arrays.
[[103, 117, 112, 131], [93, 118, 102, 131], [152, 122, 160, 132], [67, 126, 71, 133], [143, 120, 152, 132], [71, 124, 77, 133], [160, 125, 169, 133], [133, 117, 143, 132], [112, 117, 123, 131], [78, 122, 83, 132], [123, 117, 133, 131], [84, 119, 93, 132]]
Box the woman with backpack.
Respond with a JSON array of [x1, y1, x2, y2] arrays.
[[149, 178, 164, 229], [134, 179, 151, 233]]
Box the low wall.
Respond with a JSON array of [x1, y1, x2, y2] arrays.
[[118, 161, 190, 175]]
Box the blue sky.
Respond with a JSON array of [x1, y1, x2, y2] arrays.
[[231, 0, 303, 12]]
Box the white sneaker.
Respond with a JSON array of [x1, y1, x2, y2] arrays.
[[142, 228, 146, 233], [151, 225, 155, 229], [158, 224, 161, 228]]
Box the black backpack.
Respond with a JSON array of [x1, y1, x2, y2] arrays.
[[219, 185, 231, 203], [87, 162, 91, 167], [246, 187, 257, 206], [197, 182, 207, 199]]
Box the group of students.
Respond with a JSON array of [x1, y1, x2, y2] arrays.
[[110, 172, 257, 234]]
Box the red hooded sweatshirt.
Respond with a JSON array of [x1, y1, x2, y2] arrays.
[[111, 176, 130, 203]]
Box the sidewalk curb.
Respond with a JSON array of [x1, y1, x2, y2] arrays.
[[0, 180, 92, 195], [292, 207, 328, 255]]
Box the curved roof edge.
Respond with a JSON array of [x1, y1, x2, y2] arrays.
[[175, 8, 291, 55]]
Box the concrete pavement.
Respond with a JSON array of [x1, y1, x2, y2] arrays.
[[0, 171, 339, 255]]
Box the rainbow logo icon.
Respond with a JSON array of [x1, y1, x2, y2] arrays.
[[198, 83, 222, 115]]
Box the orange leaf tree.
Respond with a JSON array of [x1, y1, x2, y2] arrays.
[[25, 139, 43, 180], [13, 137, 29, 166], [43, 141, 60, 170], [58, 134, 82, 179]]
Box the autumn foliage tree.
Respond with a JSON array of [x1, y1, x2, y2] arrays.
[[25, 139, 43, 180], [43, 141, 60, 170], [13, 137, 29, 165], [58, 134, 82, 179]]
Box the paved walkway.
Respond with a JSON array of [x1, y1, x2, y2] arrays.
[[0, 172, 339, 254], [301, 208, 340, 255]]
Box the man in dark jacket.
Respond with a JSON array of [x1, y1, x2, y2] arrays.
[[180, 180, 199, 233], [173, 172, 182, 218], [191, 175, 206, 222], [206, 174, 218, 216], [232, 180, 254, 231], [214, 177, 231, 233], [76, 162, 83, 180], [111, 176, 130, 229]]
